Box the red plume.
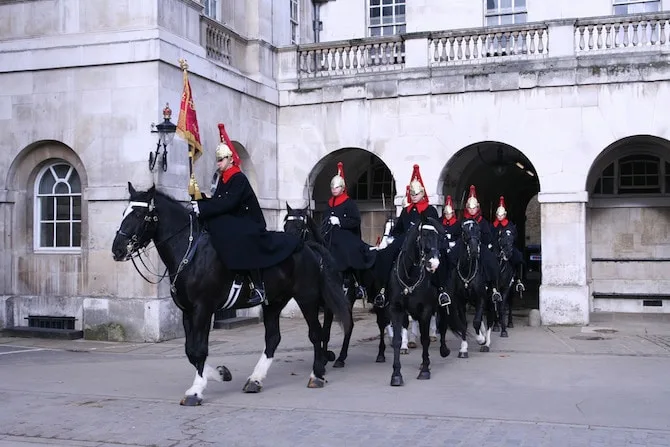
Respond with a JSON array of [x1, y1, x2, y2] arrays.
[[336, 162, 345, 182], [218, 123, 241, 167], [410, 164, 426, 190], [445, 195, 453, 207], [499, 196, 505, 208], [469, 185, 477, 199], [405, 185, 411, 205]]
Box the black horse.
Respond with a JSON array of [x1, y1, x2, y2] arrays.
[[112, 184, 352, 405], [453, 219, 495, 358], [387, 218, 464, 386], [284, 203, 384, 367], [493, 228, 517, 337]]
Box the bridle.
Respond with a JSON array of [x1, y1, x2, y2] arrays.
[[285, 214, 310, 241], [457, 220, 481, 289], [395, 223, 439, 295], [116, 198, 196, 291]]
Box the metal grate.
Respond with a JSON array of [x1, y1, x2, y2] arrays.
[[640, 335, 670, 351], [25, 315, 76, 330]]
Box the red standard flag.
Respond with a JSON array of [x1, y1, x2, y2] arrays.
[[176, 60, 203, 162]]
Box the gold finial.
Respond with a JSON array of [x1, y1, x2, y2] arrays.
[[178, 58, 189, 71]]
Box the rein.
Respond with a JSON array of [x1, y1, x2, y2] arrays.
[[457, 241, 480, 290], [394, 224, 436, 296]]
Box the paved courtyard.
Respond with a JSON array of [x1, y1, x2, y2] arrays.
[[1, 310, 670, 447]]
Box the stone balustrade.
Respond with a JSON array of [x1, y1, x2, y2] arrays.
[[200, 16, 247, 70], [297, 36, 405, 78], [429, 23, 549, 66], [575, 12, 670, 54]]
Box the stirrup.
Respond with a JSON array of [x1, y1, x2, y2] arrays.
[[438, 291, 451, 307], [373, 289, 387, 308], [492, 289, 502, 302], [248, 287, 265, 306]]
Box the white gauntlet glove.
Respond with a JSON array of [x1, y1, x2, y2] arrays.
[[329, 216, 341, 226], [191, 201, 200, 216]]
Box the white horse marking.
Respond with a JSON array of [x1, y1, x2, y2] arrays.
[[460, 340, 469, 354], [122, 201, 149, 219], [183, 363, 222, 398], [248, 352, 273, 383], [427, 257, 440, 272]]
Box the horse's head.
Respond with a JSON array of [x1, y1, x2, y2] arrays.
[[497, 228, 515, 261], [283, 203, 310, 240], [112, 182, 158, 261], [416, 217, 444, 273], [461, 219, 481, 258]]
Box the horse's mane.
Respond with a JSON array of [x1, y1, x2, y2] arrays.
[[153, 190, 190, 216], [400, 222, 420, 253], [305, 213, 326, 246]]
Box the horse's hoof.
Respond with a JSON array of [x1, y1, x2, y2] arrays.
[[501, 331, 508, 338], [458, 351, 468, 359], [480, 346, 490, 353], [417, 370, 431, 380], [326, 351, 336, 362], [179, 394, 202, 406], [429, 336, 437, 342], [507, 321, 514, 328], [375, 355, 386, 363], [390, 375, 404, 387], [492, 324, 500, 332], [407, 341, 417, 349], [440, 345, 451, 358], [333, 359, 345, 368], [307, 376, 326, 388], [400, 348, 409, 355], [243, 379, 263, 393], [217, 365, 232, 382]]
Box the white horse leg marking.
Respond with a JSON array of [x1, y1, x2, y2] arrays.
[[248, 352, 273, 383], [485, 326, 492, 349], [204, 363, 223, 382], [409, 320, 418, 344], [401, 327, 409, 352], [475, 324, 486, 345], [185, 370, 208, 398], [386, 324, 394, 339], [459, 340, 468, 354]]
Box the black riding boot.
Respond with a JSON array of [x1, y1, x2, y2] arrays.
[[248, 269, 266, 306], [353, 274, 366, 301]]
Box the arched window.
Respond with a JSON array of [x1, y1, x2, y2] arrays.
[[592, 154, 669, 195], [34, 162, 82, 250], [350, 160, 396, 201]]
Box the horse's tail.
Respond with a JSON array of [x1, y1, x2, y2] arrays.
[[305, 241, 353, 335]]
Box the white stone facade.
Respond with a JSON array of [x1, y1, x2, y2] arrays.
[[1, 0, 669, 340]]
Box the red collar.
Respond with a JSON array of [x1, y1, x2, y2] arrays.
[[442, 216, 457, 227], [221, 165, 241, 183], [463, 210, 482, 223], [328, 192, 349, 207], [406, 199, 429, 214], [493, 218, 509, 228]]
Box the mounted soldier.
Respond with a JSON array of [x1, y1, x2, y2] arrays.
[[461, 185, 502, 302], [191, 140, 300, 306], [434, 194, 462, 307], [491, 196, 525, 294], [372, 164, 439, 308], [321, 162, 376, 300]]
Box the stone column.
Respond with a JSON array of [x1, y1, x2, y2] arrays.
[[538, 191, 589, 325]]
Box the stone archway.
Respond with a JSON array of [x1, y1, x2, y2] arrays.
[[309, 148, 396, 245], [585, 135, 670, 314], [439, 141, 541, 309]]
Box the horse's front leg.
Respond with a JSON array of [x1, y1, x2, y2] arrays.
[[321, 307, 337, 364], [436, 307, 451, 358], [472, 289, 489, 348], [375, 307, 389, 363], [181, 307, 228, 406], [417, 312, 432, 380], [243, 300, 285, 393], [499, 288, 510, 338], [390, 306, 405, 386]]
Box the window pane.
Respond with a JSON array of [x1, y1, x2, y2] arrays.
[[501, 14, 514, 25], [486, 16, 499, 26], [56, 196, 70, 220], [41, 197, 54, 220], [39, 171, 56, 194], [53, 164, 70, 179], [371, 0, 380, 5], [501, 0, 512, 9], [69, 170, 81, 193], [614, 5, 628, 14], [55, 223, 70, 247], [41, 223, 54, 247], [382, 0, 393, 5], [382, 26, 393, 35], [515, 0, 526, 7], [73, 196, 81, 220], [603, 163, 614, 176], [620, 162, 633, 175], [397, 24, 406, 34], [487, 0, 497, 11], [603, 178, 614, 194], [514, 13, 527, 23], [73, 222, 81, 247], [370, 27, 381, 36], [55, 182, 69, 194]]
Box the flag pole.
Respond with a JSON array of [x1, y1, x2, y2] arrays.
[[178, 58, 202, 200]]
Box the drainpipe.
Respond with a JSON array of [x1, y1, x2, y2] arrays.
[[312, 0, 324, 43]]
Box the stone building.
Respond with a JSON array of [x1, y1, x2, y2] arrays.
[[1, 0, 669, 341]]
